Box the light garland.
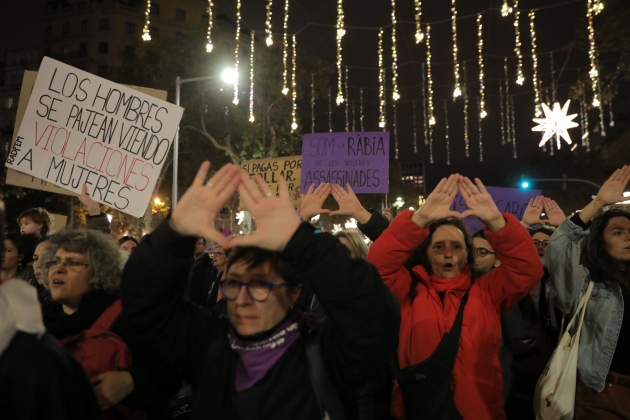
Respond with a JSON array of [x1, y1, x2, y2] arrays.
[[477, 14, 486, 118], [378, 29, 386, 128], [550, 51, 557, 103], [499, 80, 506, 144], [265, 0, 273, 46], [478, 97, 483, 162], [529, 11, 541, 117], [414, 0, 424, 43], [291, 34, 297, 131], [579, 74, 590, 152], [383, 68, 387, 131], [597, 80, 606, 136], [513, 1, 524, 85], [463, 61, 469, 157], [609, 100, 614, 127], [451, 0, 461, 98], [328, 88, 332, 132], [360, 88, 365, 131], [232, 0, 242, 105], [413, 100, 418, 153], [421, 63, 428, 146], [281, 0, 289, 95], [504, 58, 512, 144], [336, 0, 345, 105], [345, 66, 349, 131], [510, 95, 517, 158], [426, 24, 435, 127], [352, 101, 356, 132], [391, 0, 400, 101], [393, 101, 398, 159], [501, 0, 513, 16], [205, 0, 213, 51], [311, 74, 315, 133], [142, 0, 152, 41], [445, 101, 451, 165], [587, 0, 603, 107], [249, 30, 255, 122]]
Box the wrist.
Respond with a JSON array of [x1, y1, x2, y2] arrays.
[[411, 212, 430, 228], [353, 208, 372, 224], [520, 220, 531, 229], [485, 215, 506, 232]]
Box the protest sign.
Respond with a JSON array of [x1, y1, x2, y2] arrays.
[[240, 155, 302, 207], [450, 186, 542, 231], [5, 57, 182, 217], [49, 213, 68, 234], [301, 132, 389, 193], [608, 203, 630, 212]]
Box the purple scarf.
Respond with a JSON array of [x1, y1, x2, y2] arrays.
[[228, 315, 303, 392]]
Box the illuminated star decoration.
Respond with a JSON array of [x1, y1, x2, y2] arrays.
[[532, 100, 579, 149]]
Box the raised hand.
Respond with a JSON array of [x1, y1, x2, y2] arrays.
[[596, 165, 630, 205], [542, 197, 567, 226], [329, 184, 372, 223], [459, 177, 505, 231], [298, 183, 332, 221], [169, 161, 240, 247], [79, 184, 101, 216], [229, 172, 300, 252], [522, 196, 545, 228], [383, 207, 392, 221], [412, 174, 463, 228]]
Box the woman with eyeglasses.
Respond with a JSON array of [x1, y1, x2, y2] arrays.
[[41, 227, 181, 419], [120, 162, 400, 419]]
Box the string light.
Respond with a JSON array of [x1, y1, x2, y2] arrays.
[[597, 79, 606, 136], [393, 100, 398, 159], [291, 35, 297, 132], [391, 0, 400, 101], [249, 30, 255, 122], [513, 0, 524, 85], [336, 0, 346, 105], [345, 66, 349, 131], [383, 68, 387, 131], [463, 61, 469, 157], [587, 0, 602, 107], [609, 100, 615, 127], [451, 0, 461, 98], [504, 58, 512, 144], [421, 63, 428, 146], [378, 29, 386, 128], [579, 73, 590, 152], [510, 95, 517, 158], [477, 14, 486, 118], [142, 0, 152, 41], [352, 101, 356, 132], [501, 0, 513, 16], [413, 100, 418, 153], [281, 0, 289, 95], [265, 0, 273, 46], [205, 0, 213, 51], [426, 25, 434, 164], [414, 0, 424, 43], [328, 88, 332, 132], [360, 88, 365, 132], [529, 11, 541, 117], [478, 97, 483, 162], [550, 51, 557, 103], [311, 73, 315, 133], [445, 101, 451, 165], [499, 80, 506, 144], [232, 0, 242, 105]]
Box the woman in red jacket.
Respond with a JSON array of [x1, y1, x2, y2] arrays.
[[367, 174, 543, 420]]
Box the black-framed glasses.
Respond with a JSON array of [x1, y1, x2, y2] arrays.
[[474, 248, 497, 258], [533, 240, 550, 248], [45, 259, 90, 271], [220, 279, 288, 302], [211, 252, 226, 257]]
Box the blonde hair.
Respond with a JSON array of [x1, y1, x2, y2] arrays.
[[333, 231, 369, 259]]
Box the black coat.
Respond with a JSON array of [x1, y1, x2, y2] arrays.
[[121, 221, 400, 420]]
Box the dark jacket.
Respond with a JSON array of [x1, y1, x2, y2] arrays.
[[357, 209, 391, 242], [185, 253, 215, 306], [121, 220, 400, 420]]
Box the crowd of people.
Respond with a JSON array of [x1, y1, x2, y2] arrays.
[[1, 162, 629, 420]]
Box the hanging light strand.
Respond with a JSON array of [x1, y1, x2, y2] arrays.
[[510, 95, 517, 158], [421, 62, 429, 146], [426, 24, 434, 164], [291, 34, 297, 131], [445, 101, 451, 165], [463, 61, 470, 157], [204, 0, 213, 50], [328, 88, 332, 132], [550, 51, 557, 103], [249, 30, 255, 122], [142, 0, 152, 41], [478, 97, 483, 162], [378, 29, 386, 129], [499, 80, 506, 144], [311, 74, 315, 133], [360, 88, 365, 131], [501, 0, 513, 16], [513, 1, 524, 85], [281, 0, 290, 95], [393, 101, 398, 159], [352, 101, 356, 132], [413, 100, 418, 153], [336, 0, 346, 105], [477, 14, 486, 118], [579, 73, 590, 152], [265, 0, 273, 46], [451, 0, 461, 98], [529, 11, 541, 116], [587, 0, 603, 107], [391, 0, 400, 101], [504, 58, 512, 143], [414, 0, 424, 43], [232, 0, 242, 105], [345, 66, 349, 131]]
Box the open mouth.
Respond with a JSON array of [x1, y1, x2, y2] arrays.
[[443, 263, 454, 270], [51, 279, 65, 286]]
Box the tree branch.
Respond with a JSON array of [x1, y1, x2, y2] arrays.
[[185, 114, 240, 164]]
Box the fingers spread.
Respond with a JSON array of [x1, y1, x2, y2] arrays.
[[254, 174, 273, 196], [474, 178, 488, 194], [307, 184, 316, 195], [228, 233, 258, 249], [193, 161, 211, 187]]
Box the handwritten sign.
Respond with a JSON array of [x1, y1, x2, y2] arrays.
[[5, 57, 183, 217], [300, 132, 389, 193], [240, 155, 302, 207], [451, 186, 542, 231]]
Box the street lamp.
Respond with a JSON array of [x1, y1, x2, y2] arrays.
[[519, 178, 601, 190]]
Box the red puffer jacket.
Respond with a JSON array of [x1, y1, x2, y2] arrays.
[[366, 211, 543, 420]]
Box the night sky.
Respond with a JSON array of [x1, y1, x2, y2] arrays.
[[2, 0, 627, 190]]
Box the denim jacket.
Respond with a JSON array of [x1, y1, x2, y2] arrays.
[[545, 217, 625, 392]]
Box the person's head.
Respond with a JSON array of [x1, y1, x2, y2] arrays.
[[472, 230, 501, 273], [210, 245, 229, 270], [194, 237, 207, 259], [222, 246, 303, 337], [118, 236, 138, 256], [531, 226, 555, 267], [333, 231, 369, 259], [17, 208, 52, 238], [3, 233, 33, 275], [43, 227, 124, 313], [33, 236, 52, 286], [581, 209, 630, 294]]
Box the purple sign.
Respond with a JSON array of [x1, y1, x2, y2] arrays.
[[301, 132, 390, 193], [451, 186, 542, 231]]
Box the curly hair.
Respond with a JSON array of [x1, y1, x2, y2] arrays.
[[333, 231, 369, 259], [17, 208, 53, 236], [42, 227, 125, 294]]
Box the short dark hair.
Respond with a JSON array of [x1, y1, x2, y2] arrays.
[[5, 232, 34, 267], [118, 236, 138, 246], [581, 209, 630, 294], [226, 246, 301, 290], [531, 225, 555, 237], [17, 208, 52, 236], [197, 237, 207, 245], [472, 229, 487, 240]]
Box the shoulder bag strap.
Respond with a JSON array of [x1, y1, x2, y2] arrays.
[[563, 281, 595, 336], [304, 329, 347, 420], [89, 299, 124, 332]]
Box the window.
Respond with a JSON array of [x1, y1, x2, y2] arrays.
[[221, 42, 230, 52], [45, 26, 52, 37], [176, 32, 184, 43], [98, 65, 108, 77], [62, 46, 70, 58], [80, 20, 88, 32], [176, 9, 185, 20], [150, 2, 159, 15], [125, 22, 135, 34], [149, 26, 159, 39], [98, 42, 109, 53], [79, 43, 88, 57], [99, 19, 110, 31], [62, 22, 70, 34]]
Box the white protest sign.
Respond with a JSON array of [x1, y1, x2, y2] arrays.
[[5, 57, 183, 217]]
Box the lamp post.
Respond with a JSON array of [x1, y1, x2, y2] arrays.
[[521, 178, 602, 190]]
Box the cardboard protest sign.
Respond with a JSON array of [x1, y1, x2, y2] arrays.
[[240, 155, 302, 207], [451, 186, 542, 231], [300, 132, 389, 193], [5, 57, 182, 217], [608, 203, 630, 212], [49, 213, 68, 234]]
